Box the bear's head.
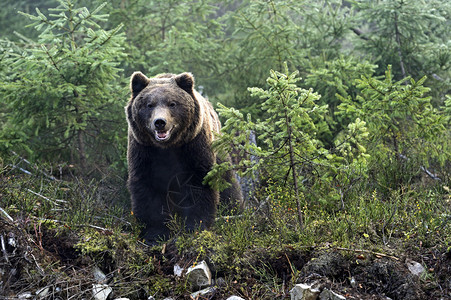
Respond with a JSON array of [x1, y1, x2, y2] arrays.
[[126, 72, 204, 148]]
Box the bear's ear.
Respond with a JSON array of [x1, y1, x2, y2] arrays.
[[130, 72, 150, 98], [174, 72, 195, 95]]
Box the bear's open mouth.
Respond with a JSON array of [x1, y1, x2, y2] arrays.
[[154, 127, 172, 141]]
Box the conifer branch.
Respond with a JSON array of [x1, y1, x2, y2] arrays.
[[351, 27, 370, 41]]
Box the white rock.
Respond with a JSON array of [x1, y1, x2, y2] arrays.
[[190, 287, 216, 298], [36, 286, 50, 298], [227, 296, 246, 300], [8, 234, 17, 247], [114, 298, 130, 300], [18, 292, 32, 299], [186, 260, 212, 289], [290, 283, 320, 300], [174, 264, 184, 277], [406, 259, 426, 276], [319, 288, 346, 300], [350, 277, 356, 288], [92, 284, 112, 300]]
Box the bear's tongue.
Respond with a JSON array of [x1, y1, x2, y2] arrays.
[[158, 131, 167, 138], [156, 130, 169, 140]]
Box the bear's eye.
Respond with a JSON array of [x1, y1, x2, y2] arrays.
[[146, 103, 153, 109], [169, 102, 176, 108]]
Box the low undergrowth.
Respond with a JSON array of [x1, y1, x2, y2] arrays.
[[1, 155, 449, 299]]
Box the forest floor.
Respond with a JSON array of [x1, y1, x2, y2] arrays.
[[1, 217, 450, 300], [0, 161, 450, 300]]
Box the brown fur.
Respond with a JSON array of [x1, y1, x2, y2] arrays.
[[125, 72, 241, 243]]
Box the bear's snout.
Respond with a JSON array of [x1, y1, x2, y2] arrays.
[[150, 107, 175, 142], [154, 118, 167, 130]]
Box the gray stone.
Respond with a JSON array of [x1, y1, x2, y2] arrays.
[[319, 288, 346, 300], [302, 253, 346, 278], [36, 286, 50, 298], [406, 259, 426, 277], [214, 277, 226, 287], [93, 266, 108, 283], [92, 284, 112, 300], [186, 260, 212, 289], [290, 283, 320, 300]]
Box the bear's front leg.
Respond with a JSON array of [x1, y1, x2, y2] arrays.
[[165, 171, 218, 232], [166, 135, 218, 232], [129, 181, 171, 243]]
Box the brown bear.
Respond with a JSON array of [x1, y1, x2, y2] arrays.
[[126, 72, 242, 243]]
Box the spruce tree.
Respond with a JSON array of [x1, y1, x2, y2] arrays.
[[0, 0, 126, 172], [206, 64, 369, 227]]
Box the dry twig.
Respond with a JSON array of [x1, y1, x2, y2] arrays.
[[335, 246, 399, 261], [26, 189, 67, 206]]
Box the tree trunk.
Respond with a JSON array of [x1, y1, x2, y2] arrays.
[[289, 137, 304, 230], [284, 112, 304, 230], [77, 129, 87, 172], [394, 12, 407, 79]]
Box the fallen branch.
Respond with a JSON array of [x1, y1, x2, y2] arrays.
[[335, 246, 399, 261], [26, 189, 68, 205], [420, 166, 441, 181], [24, 250, 45, 276], [9, 164, 32, 176], [398, 154, 441, 181], [0, 207, 14, 223], [11, 151, 58, 181], [37, 218, 110, 233], [1, 234, 9, 263]]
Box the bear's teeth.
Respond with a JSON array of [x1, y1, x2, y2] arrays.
[[156, 130, 170, 140]]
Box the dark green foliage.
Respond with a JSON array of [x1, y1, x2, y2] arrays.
[[218, 0, 353, 110], [304, 57, 377, 144], [337, 65, 449, 190], [0, 0, 127, 172], [96, 0, 225, 94], [351, 0, 451, 109], [353, 0, 450, 80], [0, 0, 58, 40]]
